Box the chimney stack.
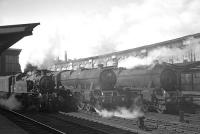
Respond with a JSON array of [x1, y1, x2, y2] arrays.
[[57, 56, 59, 62], [64, 51, 67, 62]]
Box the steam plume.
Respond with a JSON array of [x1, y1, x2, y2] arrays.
[[95, 107, 144, 119], [95, 95, 144, 119], [0, 94, 21, 110], [4, 0, 200, 70], [118, 38, 200, 69]]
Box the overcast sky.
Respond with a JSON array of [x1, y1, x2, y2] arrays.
[[1, 0, 200, 69]]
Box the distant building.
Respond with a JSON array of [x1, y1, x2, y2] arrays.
[[0, 48, 21, 75], [51, 33, 200, 71]]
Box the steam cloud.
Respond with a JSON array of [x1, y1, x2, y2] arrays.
[[1, 0, 199, 71], [95, 107, 144, 119], [0, 94, 21, 110], [95, 95, 145, 119], [118, 38, 200, 69]]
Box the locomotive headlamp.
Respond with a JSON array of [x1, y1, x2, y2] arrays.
[[166, 98, 171, 102], [112, 55, 116, 59]]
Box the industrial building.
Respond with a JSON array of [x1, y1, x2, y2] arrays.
[[51, 33, 200, 71]]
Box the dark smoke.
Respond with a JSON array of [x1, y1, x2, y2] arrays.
[[39, 32, 62, 69], [24, 63, 38, 72]]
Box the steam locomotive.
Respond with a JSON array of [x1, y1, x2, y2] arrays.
[[53, 67, 133, 111], [114, 63, 192, 113], [0, 69, 71, 112], [53, 64, 160, 112]]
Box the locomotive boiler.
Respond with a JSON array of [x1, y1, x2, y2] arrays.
[[54, 67, 135, 111]]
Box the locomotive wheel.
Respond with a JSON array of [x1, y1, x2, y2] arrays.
[[84, 104, 91, 112], [142, 103, 149, 113], [156, 104, 165, 113], [77, 102, 84, 111]]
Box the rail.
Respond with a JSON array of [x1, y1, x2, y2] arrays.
[[0, 108, 65, 134]]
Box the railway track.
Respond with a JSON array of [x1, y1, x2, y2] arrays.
[[147, 112, 200, 126], [60, 110, 200, 134], [59, 111, 154, 134], [1, 108, 140, 134], [2, 106, 199, 134], [0, 108, 64, 134], [23, 111, 143, 134], [184, 113, 200, 124], [146, 117, 200, 134]]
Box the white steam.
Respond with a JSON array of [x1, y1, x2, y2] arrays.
[[118, 38, 200, 69], [95, 107, 144, 119], [95, 96, 145, 119], [0, 94, 21, 110], [4, 0, 200, 70]]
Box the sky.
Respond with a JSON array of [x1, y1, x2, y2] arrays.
[[0, 0, 200, 70]]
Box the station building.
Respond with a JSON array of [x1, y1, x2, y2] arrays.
[[51, 33, 200, 71], [0, 23, 39, 75]]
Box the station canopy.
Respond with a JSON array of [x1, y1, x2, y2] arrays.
[[0, 23, 39, 54]]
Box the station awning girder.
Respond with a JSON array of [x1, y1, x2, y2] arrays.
[[0, 23, 40, 54]]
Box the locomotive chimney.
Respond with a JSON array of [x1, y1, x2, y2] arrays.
[[41, 70, 46, 76], [57, 56, 60, 62]]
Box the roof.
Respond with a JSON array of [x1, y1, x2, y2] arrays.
[[1, 48, 22, 56], [0, 23, 40, 54]]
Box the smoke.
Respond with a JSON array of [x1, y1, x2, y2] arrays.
[[0, 94, 21, 110], [118, 38, 200, 69], [2, 0, 200, 70], [39, 33, 62, 69], [95, 107, 144, 119], [95, 95, 144, 119], [92, 37, 117, 55]]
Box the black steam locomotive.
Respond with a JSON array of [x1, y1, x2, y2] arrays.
[[54, 67, 134, 111], [0, 69, 70, 112], [114, 63, 194, 113]]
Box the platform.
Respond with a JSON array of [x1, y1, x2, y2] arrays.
[[0, 113, 27, 134]]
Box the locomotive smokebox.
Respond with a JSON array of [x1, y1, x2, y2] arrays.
[[39, 76, 54, 90], [99, 69, 117, 90], [160, 69, 177, 91], [41, 70, 47, 76]]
